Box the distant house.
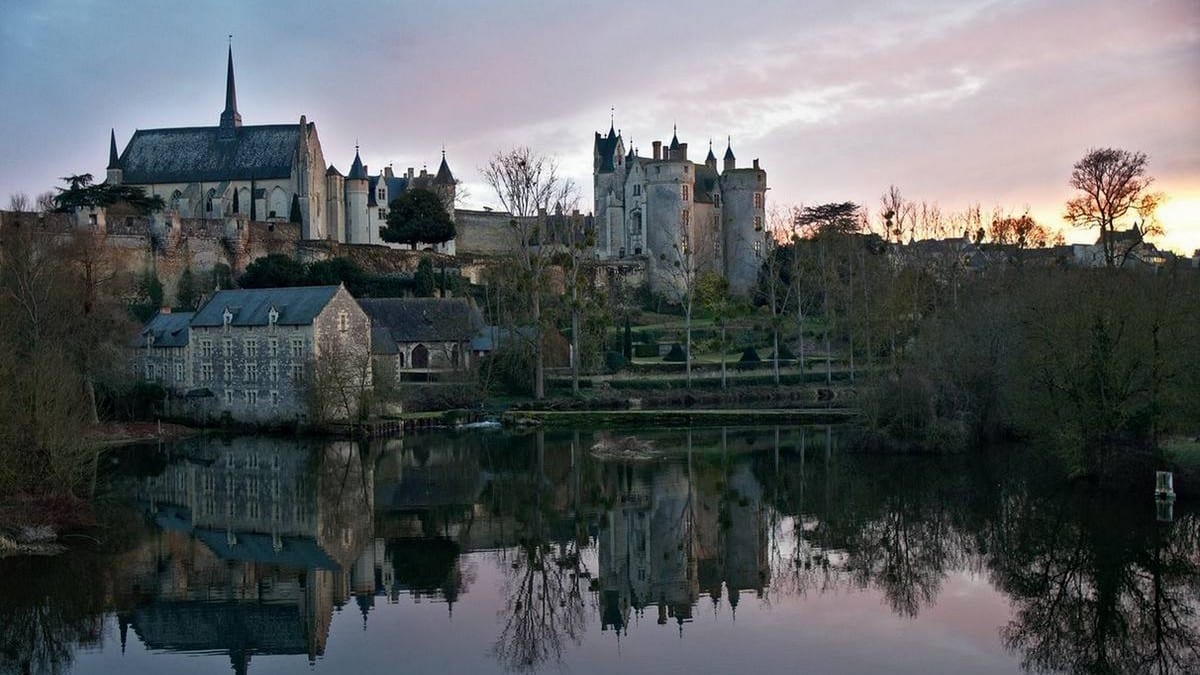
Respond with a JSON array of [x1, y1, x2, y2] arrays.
[[132, 309, 195, 393], [185, 284, 370, 423], [359, 298, 484, 379]]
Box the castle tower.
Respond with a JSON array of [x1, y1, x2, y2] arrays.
[[593, 117, 625, 258], [723, 137, 736, 172], [106, 128, 122, 185], [219, 45, 242, 137], [433, 149, 457, 215], [705, 140, 717, 171], [720, 149, 766, 297], [325, 165, 346, 243], [345, 148, 370, 244]]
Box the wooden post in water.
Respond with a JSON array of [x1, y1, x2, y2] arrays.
[[1155, 471, 1175, 522]]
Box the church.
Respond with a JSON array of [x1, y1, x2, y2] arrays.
[[105, 46, 456, 252], [592, 121, 767, 297]]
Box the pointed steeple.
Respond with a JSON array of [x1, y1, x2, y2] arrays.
[[219, 44, 242, 130], [669, 124, 680, 151], [609, 106, 616, 137], [723, 136, 735, 160], [347, 146, 367, 181], [434, 148, 455, 185], [107, 129, 120, 169], [705, 138, 717, 164]]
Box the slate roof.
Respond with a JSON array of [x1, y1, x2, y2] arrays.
[[434, 154, 455, 185], [117, 124, 303, 184], [347, 150, 368, 181], [594, 131, 621, 173], [326, 164, 341, 177], [359, 298, 483, 346], [368, 175, 381, 207], [724, 138, 736, 161], [192, 286, 341, 327], [470, 325, 534, 352], [135, 311, 195, 348]]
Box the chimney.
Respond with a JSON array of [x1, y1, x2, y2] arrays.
[[407, 167, 415, 179], [678, 143, 688, 162], [160, 306, 171, 314], [384, 166, 394, 179], [652, 141, 662, 161], [753, 158, 760, 170]]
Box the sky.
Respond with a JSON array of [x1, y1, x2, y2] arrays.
[[2, 0, 1198, 253]]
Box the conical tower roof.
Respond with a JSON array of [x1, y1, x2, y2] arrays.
[[219, 45, 242, 129], [108, 129, 120, 169], [347, 148, 367, 181], [669, 124, 680, 151], [434, 149, 455, 185], [724, 136, 735, 161]]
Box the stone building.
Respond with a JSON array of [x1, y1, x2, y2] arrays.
[[185, 284, 371, 424], [360, 297, 484, 380], [105, 46, 457, 252], [133, 309, 194, 392], [592, 122, 767, 297]]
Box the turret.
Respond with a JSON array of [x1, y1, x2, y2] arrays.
[[723, 137, 736, 172], [106, 129, 123, 185], [345, 148, 370, 244], [325, 164, 345, 242], [705, 139, 717, 171]]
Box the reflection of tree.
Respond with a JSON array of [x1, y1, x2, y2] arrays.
[[490, 432, 590, 671], [0, 554, 106, 675], [993, 494, 1200, 674]]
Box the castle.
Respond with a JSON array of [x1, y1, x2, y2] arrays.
[[592, 121, 767, 296], [105, 46, 456, 253]]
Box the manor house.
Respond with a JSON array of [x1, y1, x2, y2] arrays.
[[592, 122, 767, 296], [105, 47, 456, 252]]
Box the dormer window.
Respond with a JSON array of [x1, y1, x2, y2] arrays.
[[267, 306, 279, 326], [222, 307, 233, 327]]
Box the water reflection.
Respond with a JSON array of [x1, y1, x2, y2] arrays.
[[0, 428, 1196, 674]]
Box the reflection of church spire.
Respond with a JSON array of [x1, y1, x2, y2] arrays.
[[118, 614, 129, 653]]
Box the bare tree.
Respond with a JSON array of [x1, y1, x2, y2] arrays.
[[1064, 148, 1164, 268], [36, 191, 57, 214], [306, 334, 373, 425], [481, 148, 577, 400], [880, 185, 915, 244], [658, 208, 717, 387], [7, 192, 30, 212]]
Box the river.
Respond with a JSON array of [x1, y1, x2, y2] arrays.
[[1, 427, 1196, 674]]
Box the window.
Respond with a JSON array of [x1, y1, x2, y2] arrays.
[[267, 307, 279, 326], [245, 390, 258, 405], [268, 362, 279, 382], [714, 194, 721, 207], [223, 361, 233, 381], [633, 184, 641, 197], [632, 212, 642, 234], [205, 188, 215, 213], [681, 184, 689, 200], [377, 188, 385, 201], [245, 362, 259, 383], [378, 208, 386, 220], [224, 389, 234, 406], [267, 338, 278, 357], [753, 192, 763, 209], [199, 339, 213, 357], [222, 308, 233, 327], [754, 215, 763, 231], [337, 311, 349, 333], [290, 363, 304, 382], [290, 338, 304, 358], [200, 363, 213, 382], [270, 390, 280, 406], [681, 209, 690, 227], [753, 240, 763, 259], [245, 339, 258, 358], [223, 338, 233, 358], [175, 362, 184, 382], [88, 213, 98, 226], [145, 363, 156, 380]]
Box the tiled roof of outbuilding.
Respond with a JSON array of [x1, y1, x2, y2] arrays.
[[135, 311, 195, 348], [359, 297, 483, 345], [191, 286, 341, 327]]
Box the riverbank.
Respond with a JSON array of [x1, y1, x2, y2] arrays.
[[502, 407, 858, 428], [88, 421, 200, 448]]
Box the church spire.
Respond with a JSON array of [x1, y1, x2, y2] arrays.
[[107, 128, 119, 169], [220, 42, 242, 130]]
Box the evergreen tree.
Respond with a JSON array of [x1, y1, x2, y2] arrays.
[[289, 193, 303, 224], [176, 267, 198, 309], [414, 257, 436, 297], [383, 189, 456, 248]]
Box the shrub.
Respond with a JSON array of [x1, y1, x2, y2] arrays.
[[663, 343, 686, 362], [738, 347, 761, 363], [604, 350, 627, 374]]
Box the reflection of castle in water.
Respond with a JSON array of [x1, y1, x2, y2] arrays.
[[119, 437, 373, 674], [599, 458, 770, 635]]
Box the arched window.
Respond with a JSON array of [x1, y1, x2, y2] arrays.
[[232, 188, 240, 213], [205, 188, 216, 213], [451, 345, 461, 368], [411, 344, 429, 369], [269, 187, 288, 219]]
